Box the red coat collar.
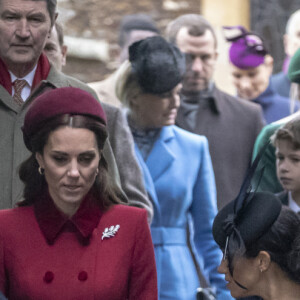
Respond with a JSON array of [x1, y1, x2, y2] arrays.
[[0, 53, 50, 95], [34, 190, 103, 245]]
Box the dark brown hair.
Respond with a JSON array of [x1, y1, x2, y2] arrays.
[[271, 115, 300, 149], [166, 14, 217, 48], [18, 114, 123, 208], [246, 207, 300, 284]]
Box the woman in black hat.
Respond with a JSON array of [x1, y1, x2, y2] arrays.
[[0, 87, 158, 299], [115, 36, 231, 300], [213, 188, 300, 299]]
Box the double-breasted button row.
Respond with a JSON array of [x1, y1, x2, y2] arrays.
[[43, 271, 88, 283], [44, 271, 54, 283], [78, 271, 88, 281]]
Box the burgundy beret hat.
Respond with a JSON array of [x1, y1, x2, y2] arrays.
[[22, 87, 107, 151], [224, 26, 268, 69]]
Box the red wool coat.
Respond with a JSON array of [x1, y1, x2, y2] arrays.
[[0, 196, 157, 300]]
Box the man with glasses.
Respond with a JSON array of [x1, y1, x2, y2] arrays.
[[166, 14, 265, 210]]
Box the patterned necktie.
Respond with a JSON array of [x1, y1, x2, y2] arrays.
[[13, 79, 27, 106]]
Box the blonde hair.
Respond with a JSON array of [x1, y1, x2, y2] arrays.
[[286, 9, 300, 35], [115, 60, 143, 109]]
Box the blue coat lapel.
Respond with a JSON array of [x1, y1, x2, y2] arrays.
[[134, 145, 161, 219], [146, 126, 176, 182]]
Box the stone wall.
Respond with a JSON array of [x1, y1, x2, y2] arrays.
[[57, 0, 201, 83], [57, 0, 300, 90]]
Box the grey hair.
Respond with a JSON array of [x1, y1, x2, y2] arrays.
[[32, 0, 57, 26]]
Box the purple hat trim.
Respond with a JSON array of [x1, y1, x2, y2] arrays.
[[225, 26, 267, 69]]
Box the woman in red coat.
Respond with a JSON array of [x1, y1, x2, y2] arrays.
[[0, 87, 157, 299]]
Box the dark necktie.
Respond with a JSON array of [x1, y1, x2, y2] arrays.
[[13, 79, 27, 106]]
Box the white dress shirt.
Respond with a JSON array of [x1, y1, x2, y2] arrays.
[[288, 191, 300, 213], [9, 65, 37, 101]]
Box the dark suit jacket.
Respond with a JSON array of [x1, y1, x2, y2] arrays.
[[176, 86, 265, 209]]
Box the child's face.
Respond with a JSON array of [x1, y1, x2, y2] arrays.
[[276, 139, 300, 196]]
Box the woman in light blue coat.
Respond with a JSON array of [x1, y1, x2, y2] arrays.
[[115, 36, 233, 300]]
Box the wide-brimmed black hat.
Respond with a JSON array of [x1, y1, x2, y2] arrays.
[[129, 36, 185, 94], [212, 143, 282, 275], [213, 191, 282, 251]]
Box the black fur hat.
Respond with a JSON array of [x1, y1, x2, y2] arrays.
[[129, 36, 185, 94]]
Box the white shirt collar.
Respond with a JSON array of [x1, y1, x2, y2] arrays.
[[9, 64, 37, 88], [288, 191, 300, 213], [9, 65, 37, 101]]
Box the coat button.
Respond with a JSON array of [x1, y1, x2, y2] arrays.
[[78, 271, 88, 281], [44, 271, 54, 283]]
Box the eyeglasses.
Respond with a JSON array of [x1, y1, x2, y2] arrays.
[[223, 26, 268, 55]]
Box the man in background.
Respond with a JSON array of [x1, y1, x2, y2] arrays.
[[89, 13, 159, 106], [43, 22, 67, 71], [166, 14, 265, 210]]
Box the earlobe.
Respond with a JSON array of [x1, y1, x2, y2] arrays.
[[264, 55, 273, 66], [61, 45, 68, 67], [129, 95, 141, 111], [130, 95, 139, 105], [257, 251, 271, 272], [264, 55, 274, 75], [214, 50, 219, 61], [35, 152, 44, 169]]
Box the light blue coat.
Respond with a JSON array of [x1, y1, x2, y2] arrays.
[[134, 125, 232, 300]]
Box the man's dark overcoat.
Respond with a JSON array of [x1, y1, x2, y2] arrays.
[[176, 86, 264, 209]]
